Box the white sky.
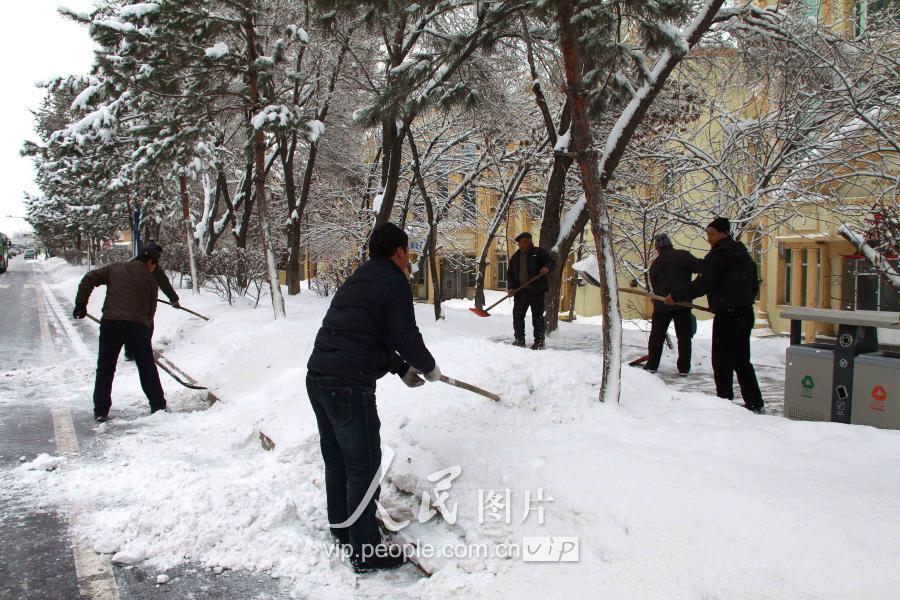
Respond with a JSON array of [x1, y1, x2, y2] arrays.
[[0, 2, 96, 238]]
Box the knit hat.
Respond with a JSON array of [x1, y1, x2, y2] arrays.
[[142, 240, 163, 262], [708, 217, 731, 234], [654, 233, 673, 249]]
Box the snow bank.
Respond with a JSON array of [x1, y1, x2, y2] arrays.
[[9, 261, 900, 598]]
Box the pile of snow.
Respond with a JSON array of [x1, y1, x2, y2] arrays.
[[9, 259, 900, 598], [19, 453, 66, 472]]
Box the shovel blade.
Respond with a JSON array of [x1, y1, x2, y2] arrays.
[[468, 307, 491, 317]]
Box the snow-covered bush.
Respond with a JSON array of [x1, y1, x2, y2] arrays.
[[199, 246, 267, 306]]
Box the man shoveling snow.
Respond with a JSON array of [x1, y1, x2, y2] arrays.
[[306, 223, 441, 573]]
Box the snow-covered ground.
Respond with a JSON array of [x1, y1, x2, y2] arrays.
[[4, 258, 900, 599]]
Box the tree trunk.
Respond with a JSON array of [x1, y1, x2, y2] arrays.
[[374, 121, 408, 226], [180, 174, 200, 295], [282, 134, 302, 295], [557, 0, 622, 403], [406, 130, 443, 320], [540, 153, 576, 333], [246, 13, 286, 319], [546, 208, 589, 331], [204, 168, 232, 255]]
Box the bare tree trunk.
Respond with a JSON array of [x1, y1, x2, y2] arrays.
[[406, 130, 443, 320], [541, 153, 575, 333], [180, 174, 200, 295], [557, 0, 622, 403], [246, 13, 286, 319], [549, 208, 590, 328], [281, 133, 305, 296], [374, 123, 407, 226]]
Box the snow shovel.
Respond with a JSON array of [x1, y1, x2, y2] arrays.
[[85, 313, 218, 402], [439, 375, 500, 402], [158, 298, 210, 321], [469, 272, 548, 317], [617, 287, 713, 313]]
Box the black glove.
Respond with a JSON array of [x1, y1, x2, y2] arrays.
[[400, 365, 426, 388], [72, 303, 87, 319], [171, 300, 181, 309]]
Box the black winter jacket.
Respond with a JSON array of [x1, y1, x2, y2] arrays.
[[507, 246, 555, 295], [673, 237, 759, 312], [307, 257, 436, 385], [649, 248, 701, 313]]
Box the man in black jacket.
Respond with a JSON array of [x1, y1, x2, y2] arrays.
[[666, 218, 763, 412], [507, 232, 555, 349], [645, 234, 701, 375], [306, 223, 440, 573]]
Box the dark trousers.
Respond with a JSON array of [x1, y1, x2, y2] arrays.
[[93, 319, 166, 417], [306, 371, 382, 559], [711, 307, 763, 409], [646, 310, 693, 373], [513, 293, 546, 343], [123, 321, 154, 360]]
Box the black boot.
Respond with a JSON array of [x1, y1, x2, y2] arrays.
[[745, 400, 764, 414], [530, 340, 544, 350], [512, 339, 526, 347], [351, 545, 405, 573]]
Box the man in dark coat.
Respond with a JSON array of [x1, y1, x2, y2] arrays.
[[124, 245, 180, 361], [645, 234, 701, 375], [666, 218, 764, 412], [507, 232, 555, 349], [73, 241, 168, 421], [306, 223, 439, 573]]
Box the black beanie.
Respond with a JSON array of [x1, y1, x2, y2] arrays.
[[708, 217, 730, 234]]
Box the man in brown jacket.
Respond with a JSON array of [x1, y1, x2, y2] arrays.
[[73, 241, 167, 421]]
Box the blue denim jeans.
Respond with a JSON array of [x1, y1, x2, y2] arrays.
[[306, 371, 382, 558]]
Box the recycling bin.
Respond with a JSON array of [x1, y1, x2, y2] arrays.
[[784, 345, 834, 422], [851, 352, 900, 429], [780, 308, 900, 428]]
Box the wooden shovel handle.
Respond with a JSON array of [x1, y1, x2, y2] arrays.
[[486, 271, 548, 312], [617, 287, 713, 314]]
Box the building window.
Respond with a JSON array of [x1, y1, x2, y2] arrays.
[[804, 0, 821, 20], [784, 248, 793, 304], [844, 256, 900, 311], [496, 254, 507, 288], [410, 256, 425, 286], [462, 255, 477, 288], [463, 185, 476, 220], [436, 158, 449, 218], [800, 249, 809, 306], [855, 0, 899, 34]]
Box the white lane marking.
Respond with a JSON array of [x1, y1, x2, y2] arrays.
[[0, 283, 9, 289], [40, 283, 90, 357], [51, 408, 121, 600], [34, 285, 58, 361]]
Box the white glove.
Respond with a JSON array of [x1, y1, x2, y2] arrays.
[[424, 364, 442, 382], [401, 366, 425, 388]]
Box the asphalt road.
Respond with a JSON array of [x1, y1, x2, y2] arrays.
[[0, 257, 288, 599]]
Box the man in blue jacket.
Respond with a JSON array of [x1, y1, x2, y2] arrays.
[[306, 223, 440, 573]]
